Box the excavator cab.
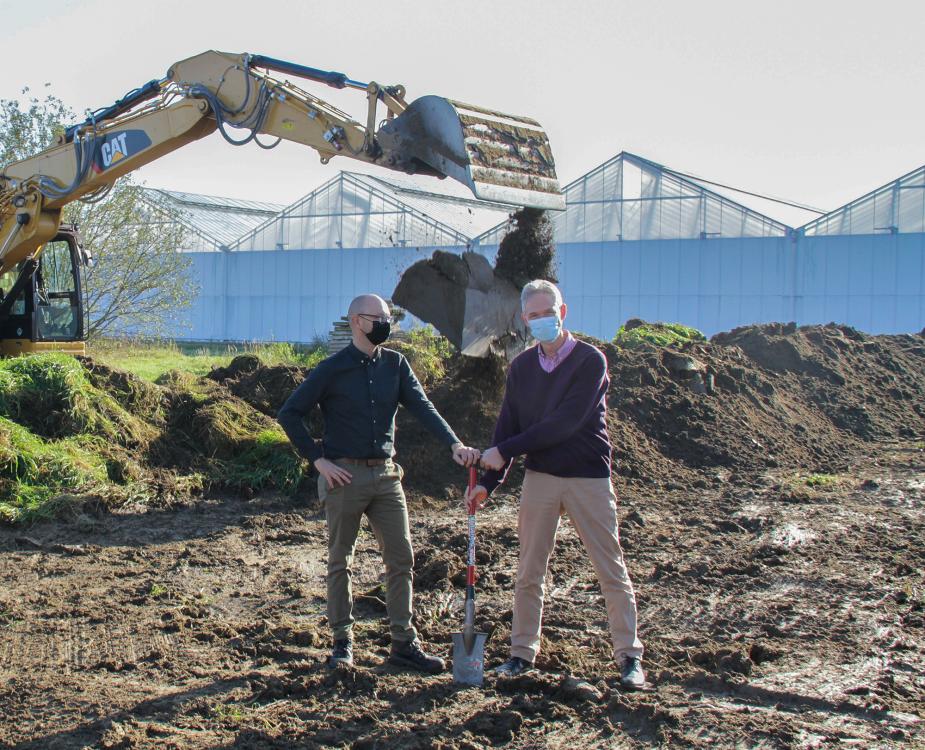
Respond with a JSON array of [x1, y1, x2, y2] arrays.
[[0, 225, 88, 356]]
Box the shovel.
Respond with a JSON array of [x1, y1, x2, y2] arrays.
[[452, 466, 488, 685]]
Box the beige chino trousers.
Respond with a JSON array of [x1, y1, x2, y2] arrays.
[[511, 470, 644, 664]]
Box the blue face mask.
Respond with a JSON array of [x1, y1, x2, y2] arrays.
[[528, 314, 562, 343]]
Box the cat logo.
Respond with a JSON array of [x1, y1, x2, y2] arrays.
[[92, 130, 152, 173]]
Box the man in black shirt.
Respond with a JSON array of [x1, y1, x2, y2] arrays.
[[278, 293, 479, 673]]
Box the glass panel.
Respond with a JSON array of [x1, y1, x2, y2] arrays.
[[36, 240, 79, 340], [0, 263, 25, 316]]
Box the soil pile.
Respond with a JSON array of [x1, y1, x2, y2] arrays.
[[0, 355, 308, 523], [208, 354, 307, 417], [401, 322, 924, 496], [205, 322, 925, 502], [6, 319, 920, 522]]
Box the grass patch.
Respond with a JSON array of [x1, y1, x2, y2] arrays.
[[148, 582, 169, 600], [0, 417, 108, 524], [804, 473, 839, 488], [222, 429, 305, 493], [0, 353, 311, 525], [613, 321, 706, 350], [390, 326, 454, 386], [89, 338, 328, 382]]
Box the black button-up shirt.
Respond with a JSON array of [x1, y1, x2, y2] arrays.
[[277, 343, 459, 462]]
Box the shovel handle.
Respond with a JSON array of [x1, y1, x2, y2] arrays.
[[466, 466, 479, 516]]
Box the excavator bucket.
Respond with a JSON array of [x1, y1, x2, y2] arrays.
[[377, 97, 565, 211], [393, 251, 528, 359]]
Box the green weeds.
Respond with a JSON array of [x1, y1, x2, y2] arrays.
[[613, 321, 706, 350]]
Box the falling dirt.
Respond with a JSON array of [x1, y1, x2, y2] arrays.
[[1, 322, 924, 748], [492, 208, 557, 291]]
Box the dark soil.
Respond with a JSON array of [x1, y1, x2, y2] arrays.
[[1, 322, 924, 748], [493, 208, 557, 290]]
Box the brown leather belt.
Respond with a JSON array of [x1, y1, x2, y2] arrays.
[[336, 457, 389, 466]]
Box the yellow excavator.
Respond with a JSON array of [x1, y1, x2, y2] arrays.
[[0, 50, 564, 355]]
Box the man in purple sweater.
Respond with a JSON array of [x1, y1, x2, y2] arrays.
[[467, 279, 645, 690]]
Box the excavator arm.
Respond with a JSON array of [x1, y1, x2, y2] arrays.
[[0, 50, 564, 276]]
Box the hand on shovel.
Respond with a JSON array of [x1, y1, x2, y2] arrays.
[[465, 484, 488, 513]]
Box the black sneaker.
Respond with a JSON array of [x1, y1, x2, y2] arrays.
[[493, 656, 534, 676], [619, 656, 645, 690], [388, 639, 445, 674], [328, 638, 353, 668]]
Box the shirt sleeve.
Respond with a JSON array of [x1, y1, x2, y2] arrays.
[[495, 349, 608, 460], [277, 366, 327, 462], [397, 355, 460, 447], [479, 365, 519, 495]]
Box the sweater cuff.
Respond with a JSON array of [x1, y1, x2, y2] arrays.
[[495, 436, 524, 461], [302, 442, 323, 463], [479, 469, 502, 496]]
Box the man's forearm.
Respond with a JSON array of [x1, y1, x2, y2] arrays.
[[277, 375, 325, 461], [278, 405, 323, 461]]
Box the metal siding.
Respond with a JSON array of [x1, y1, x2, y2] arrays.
[[847, 241, 873, 296], [175, 232, 923, 343], [698, 242, 721, 295], [658, 241, 681, 296], [678, 244, 700, 295], [698, 295, 721, 334], [897, 236, 924, 295], [823, 241, 850, 296], [738, 244, 763, 296]]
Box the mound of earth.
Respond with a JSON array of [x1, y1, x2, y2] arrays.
[[0, 355, 309, 523], [208, 355, 307, 417], [201, 322, 925, 505], [199, 323, 925, 502]]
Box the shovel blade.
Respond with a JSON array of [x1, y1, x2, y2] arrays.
[[451, 631, 488, 686]]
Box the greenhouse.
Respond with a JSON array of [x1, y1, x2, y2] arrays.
[[153, 152, 924, 343]]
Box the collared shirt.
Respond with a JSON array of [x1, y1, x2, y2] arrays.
[[277, 343, 459, 462], [537, 330, 577, 373]]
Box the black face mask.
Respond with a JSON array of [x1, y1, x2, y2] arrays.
[[365, 320, 391, 346]]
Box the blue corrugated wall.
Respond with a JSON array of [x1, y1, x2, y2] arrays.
[[175, 233, 924, 342]]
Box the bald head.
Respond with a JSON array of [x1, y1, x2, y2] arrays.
[[348, 294, 389, 317]]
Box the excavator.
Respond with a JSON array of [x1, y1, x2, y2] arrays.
[[0, 50, 564, 355]]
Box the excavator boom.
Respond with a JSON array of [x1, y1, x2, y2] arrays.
[[0, 50, 564, 356], [1, 51, 563, 274]]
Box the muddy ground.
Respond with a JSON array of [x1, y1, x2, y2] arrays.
[[1, 324, 924, 748]]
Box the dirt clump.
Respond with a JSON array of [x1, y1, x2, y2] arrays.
[[208, 355, 308, 417], [492, 207, 557, 289]]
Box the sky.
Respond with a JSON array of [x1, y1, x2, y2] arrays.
[[1, 0, 922, 228]]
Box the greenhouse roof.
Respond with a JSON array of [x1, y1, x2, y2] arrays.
[[139, 188, 284, 250], [800, 164, 925, 236], [475, 151, 792, 245], [230, 171, 492, 251], [348, 171, 515, 239]]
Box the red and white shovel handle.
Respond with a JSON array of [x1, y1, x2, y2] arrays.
[[466, 466, 477, 593]]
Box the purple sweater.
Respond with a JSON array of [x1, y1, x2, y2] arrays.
[[480, 340, 612, 494]]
